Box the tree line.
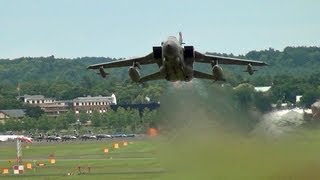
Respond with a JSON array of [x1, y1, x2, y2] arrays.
[[0, 108, 158, 134], [1, 46, 320, 132]]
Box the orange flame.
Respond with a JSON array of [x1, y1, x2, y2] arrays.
[[147, 128, 158, 137]]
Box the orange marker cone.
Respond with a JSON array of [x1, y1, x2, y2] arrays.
[[113, 143, 119, 149], [2, 168, 9, 174], [49, 159, 56, 164], [26, 163, 32, 169]]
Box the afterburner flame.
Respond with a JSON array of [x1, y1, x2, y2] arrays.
[[148, 128, 158, 137]]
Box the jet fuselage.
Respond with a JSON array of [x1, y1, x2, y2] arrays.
[[161, 36, 193, 82], [87, 33, 268, 82]]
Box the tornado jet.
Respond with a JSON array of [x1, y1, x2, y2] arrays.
[[87, 32, 267, 82]]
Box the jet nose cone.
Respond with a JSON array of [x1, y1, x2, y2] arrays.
[[164, 42, 175, 52], [163, 40, 179, 58], [164, 42, 173, 50]]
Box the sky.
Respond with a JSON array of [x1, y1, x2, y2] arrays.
[[0, 0, 319, 59]]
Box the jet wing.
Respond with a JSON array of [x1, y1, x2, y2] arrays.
[[140, 71, 164, 82], [87, 52, 156, 69], [193, 70, 226, 81], [194, 51, 267, 66]]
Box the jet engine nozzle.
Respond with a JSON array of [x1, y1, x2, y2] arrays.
[[244, 63, 257, 75], [97, 67, 109, 78], [128, 66, 141, 82], [212, 65, 225, 81]]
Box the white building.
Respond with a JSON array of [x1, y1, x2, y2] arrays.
[[18, 95, 69, 117], [254, 86, 271, 93], [73, 94, 117, 114], [19, 95, 54, 104], [296, 95, 303, 103]]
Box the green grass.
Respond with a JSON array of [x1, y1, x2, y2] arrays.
[[2, 130, 320, 179], [0, 139, 164, 179]]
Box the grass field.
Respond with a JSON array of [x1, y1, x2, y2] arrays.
[[0, 138, 164, 180], [2, 130, 320, 179]]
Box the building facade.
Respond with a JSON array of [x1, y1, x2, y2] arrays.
[[72, 94, 117, 114], [18, 95, 69, 117], [18, 94, 117, 116]]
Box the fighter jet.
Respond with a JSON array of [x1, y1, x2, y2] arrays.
[[87, 32, 267, 82]]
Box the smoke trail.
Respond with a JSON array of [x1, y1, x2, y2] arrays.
[[153, 82, 320, 179], [253, 108, 306, 137]]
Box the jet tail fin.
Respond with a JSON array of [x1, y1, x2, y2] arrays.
[[179, 32, 185, 45]]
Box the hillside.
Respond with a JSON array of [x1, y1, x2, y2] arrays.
[[1, 46, 320, 105]]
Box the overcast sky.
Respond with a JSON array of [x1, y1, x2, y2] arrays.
[[0, 0, 319, 59]]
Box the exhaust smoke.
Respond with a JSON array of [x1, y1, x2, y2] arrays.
[[152, 81, 320, 179]]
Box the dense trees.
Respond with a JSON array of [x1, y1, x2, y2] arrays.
[[0, 108, 158, 133], [24, 105, 44, 118], [0, 47, 320, 105], [1, 47, 320, 132], [300, 88, 320, 108]]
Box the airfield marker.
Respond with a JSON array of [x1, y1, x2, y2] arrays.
[[13, 165, 24, 174], [26, 163, 32, 169], [103, 148, 109, 153], [16, 139, 22, 165], [48, 154, 56, 164], [113, 143, 119, 149], [148, 128, 158, 137], [2, 168, 9, 174], [123, 141, 128, 146], [49, 159, 56, 164], [37, 163, 45, 167]]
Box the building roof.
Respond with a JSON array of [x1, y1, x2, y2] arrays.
[[110, 102, 160, 112], [21, 94, 45, 99], [254, 86, 271, 92], [0, 109, 26, 118], [73, 96, 115, 103], [18, 94, 54, 101], [27, 97, 54, 101]]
